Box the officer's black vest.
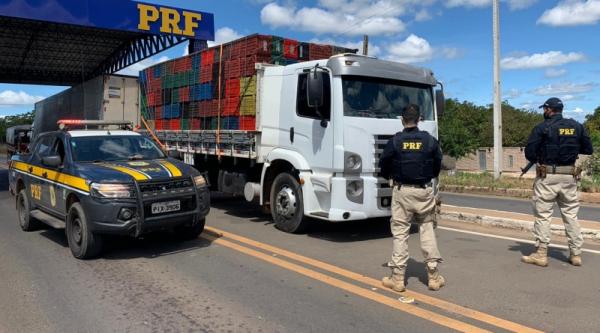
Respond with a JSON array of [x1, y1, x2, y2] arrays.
[[390, 129, 435, 184], [541, 117, 581, 166]]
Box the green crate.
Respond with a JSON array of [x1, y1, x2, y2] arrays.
[[272, 36, 284, 56], [181, 118, 189, 130], [172, 89, 179, 103]]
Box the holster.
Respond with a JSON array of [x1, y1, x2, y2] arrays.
[[536, 165, 547, 179], [573, 166, 583, 181]]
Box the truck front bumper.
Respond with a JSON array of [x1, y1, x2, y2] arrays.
[[84, 186, 210, 235]]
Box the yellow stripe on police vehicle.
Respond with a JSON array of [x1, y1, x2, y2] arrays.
[[12, 161, 90, 193]]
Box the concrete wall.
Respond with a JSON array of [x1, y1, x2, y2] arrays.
[[455, 147, 589, 174]]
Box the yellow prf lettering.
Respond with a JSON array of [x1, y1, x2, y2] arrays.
[[403, 142, 423, 150], [182, 11, 202, 37], [159, 7, 183, 34], [559, 128, 575, 135], [137, 4, 159, 31], [30, 184, 42, 201]]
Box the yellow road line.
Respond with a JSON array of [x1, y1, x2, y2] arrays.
[[205, 226, 542, 333], [201, 233, 490, 333]]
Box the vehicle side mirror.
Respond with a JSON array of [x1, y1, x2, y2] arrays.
[[42, 155, 62, 168], [167, 150, 180, 159], [435, 89, 445, 118]]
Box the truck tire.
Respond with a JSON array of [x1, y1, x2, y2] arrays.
[[17, 189, 40, 231], [174, 218, 206, 241], [66, 202, 103, 259], [270, 172, 308, 233]]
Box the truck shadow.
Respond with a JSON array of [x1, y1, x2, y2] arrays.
[[39, 228, 215, 260]]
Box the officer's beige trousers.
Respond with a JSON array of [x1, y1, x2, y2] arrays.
[[533, 174, 583, 255], [390, 185, 442, 272]]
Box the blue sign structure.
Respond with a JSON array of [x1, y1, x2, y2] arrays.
[[0, 0, 214, 40]]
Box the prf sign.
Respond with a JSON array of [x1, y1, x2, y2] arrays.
[[136, 3, 213, 39]]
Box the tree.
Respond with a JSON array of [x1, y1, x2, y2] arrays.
[[0, 111, 35, 142], [584, 106, 600, 147], [438, 99, 487, 158]]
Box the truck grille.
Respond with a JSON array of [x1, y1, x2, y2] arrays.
[[374, 135, 393, 208], [139, 178, 195, 198]]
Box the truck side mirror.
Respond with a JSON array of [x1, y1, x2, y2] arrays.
[[167, 150, 180, 159], [435, 89, 445, 118], [307, 69, 324, 109], [42, 155, 62, 168]]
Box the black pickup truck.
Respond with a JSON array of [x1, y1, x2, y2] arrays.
[[9, 120, 210, 259]]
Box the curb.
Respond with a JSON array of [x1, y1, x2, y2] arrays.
[[440, 210, 600, 241], [441, 185, 600, 204]]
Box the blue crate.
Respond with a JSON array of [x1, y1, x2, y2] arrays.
[[153, 66, 161, 78], [222, 117, 239, 130], [200, 83, 213, 100]]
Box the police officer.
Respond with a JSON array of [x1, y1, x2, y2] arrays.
[[522, 97, 594, 267], [379, 104, 444, 292]]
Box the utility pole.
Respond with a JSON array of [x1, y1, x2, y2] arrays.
[[493, 0, 502, 179], [363, 35, 369, 56]]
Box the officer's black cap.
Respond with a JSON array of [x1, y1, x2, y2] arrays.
[[539, 97, 564, 110]]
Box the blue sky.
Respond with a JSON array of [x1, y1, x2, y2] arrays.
[[1, 0, 599, 122]]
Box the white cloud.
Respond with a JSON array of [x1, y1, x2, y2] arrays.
[[260, 2, 406, 36], [501, 51, 585, 70], [544, 68, 567, 78], [441, 47, 462, 59], [570, 107, 585, 113], [0, 90, 45, 106], [531, 82, 596, 95], [415, 9, 432, 21], [559, 94, 577, 101], [507, 0, 538, 10], [207, 27, 244, 47], [538, 0, 600, 26], [118, 56, 169, 76], [386, 34, 433, 63], [506, 89, 521, 99]]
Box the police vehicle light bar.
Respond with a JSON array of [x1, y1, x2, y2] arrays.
[[57, 120, 133, 130]]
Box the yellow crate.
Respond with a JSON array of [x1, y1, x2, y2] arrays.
[[240, 95, 256, 116], [240, 76, 257, 96]]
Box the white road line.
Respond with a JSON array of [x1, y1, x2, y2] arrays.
[[438, 226, 600, 255]]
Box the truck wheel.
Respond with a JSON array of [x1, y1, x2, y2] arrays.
[[270, 173, 307, 233], [17, 189, 40, 231], [66, 203, 103, 259], [174, 218, 206, 241]]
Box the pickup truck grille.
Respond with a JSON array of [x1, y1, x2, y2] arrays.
[[374, 135, 393, 208], [139, 178, 195, 199]]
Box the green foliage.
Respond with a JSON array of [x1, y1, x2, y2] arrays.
[[584, 106, 600, 137], [438, 99, 542, 159], [0, 111, 35, 142]]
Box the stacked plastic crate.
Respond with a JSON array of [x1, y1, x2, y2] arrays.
[[139, 34, 356, 132]]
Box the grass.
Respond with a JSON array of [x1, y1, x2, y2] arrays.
[[440, 171, 600, 193]]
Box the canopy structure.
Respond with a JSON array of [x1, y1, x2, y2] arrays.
[[0, 0, 214, 85]]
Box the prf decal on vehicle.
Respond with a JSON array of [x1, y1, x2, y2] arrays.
[[50, 186, 57, 207], [30, 184, 42, 200], [137, 3, 202, 37]]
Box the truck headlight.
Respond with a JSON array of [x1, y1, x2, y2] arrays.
[[346, 180, 364, 197], [345, 153, 362, 172], [91, 183, 135, 198], [193, 175, 207, 187]]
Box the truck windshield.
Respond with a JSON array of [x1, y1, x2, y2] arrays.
[[70, 136, 165, 162], [342, 76, 434, 120]]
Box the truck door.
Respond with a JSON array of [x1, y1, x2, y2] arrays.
[[28, 135, 53, 209], [43, 136, 67, 217], [291, 71, 334, 171]]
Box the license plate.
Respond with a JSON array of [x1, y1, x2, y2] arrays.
[[151, 200, 181, 214]]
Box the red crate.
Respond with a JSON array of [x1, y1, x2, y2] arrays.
[[180, 87, 190, 102], [155, 119, 164, 130], [239, 116, 256, 131], [200, 65, 213, 83], [230, 41, 243, 58], [201, 49, 215, 66], [169, 119, 181, 130], [155, 106, 163, 119], [224, 59, 241, 79], [222, 96, 240, 116], [309, 44, 332, 60], [225, 79, 240, 98], [149, 80, 162, 92], [200, 100, 219, 117], [284, 39, 299, 59], [191, 119, 202, 130], [243, 35, 272, 56]]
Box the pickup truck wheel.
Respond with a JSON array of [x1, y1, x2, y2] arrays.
[[66, 203, 103, 259], [174, 218, 206, 241], [17, 189, 40, 231], [270, 173, 307, 233]]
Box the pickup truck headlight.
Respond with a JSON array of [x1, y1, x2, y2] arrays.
[[193, 175, 207, 187], [90, 183, 135, 198]]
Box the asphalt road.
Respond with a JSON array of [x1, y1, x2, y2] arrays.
[[441, 192, 600, 222], [2, 191, 600, 332]]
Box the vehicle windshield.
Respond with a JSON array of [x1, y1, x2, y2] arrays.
[[70, 135, 165, 162], [342, 75, 434, 120]]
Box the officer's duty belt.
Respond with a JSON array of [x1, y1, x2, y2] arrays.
[[393, 182, 432, 189], [541, 165, 575, 175]]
